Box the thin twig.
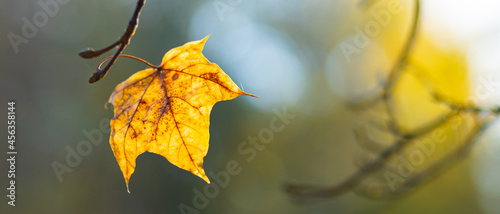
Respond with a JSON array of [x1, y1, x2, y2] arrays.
[[388, 115, 497, 197], [286, 0, 422, 200], [382, 0, 420, 135], [79, 0, 146, 83], [349, 0, 420, 111], [286, 110, 452, 199]]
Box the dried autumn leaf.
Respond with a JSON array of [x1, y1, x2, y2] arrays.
[[108, 35, 255, 192]]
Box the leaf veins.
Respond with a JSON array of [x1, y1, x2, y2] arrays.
[[108, 35, 256, 192]]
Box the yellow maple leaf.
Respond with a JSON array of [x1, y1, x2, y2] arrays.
[[107, 35, 256, 192]]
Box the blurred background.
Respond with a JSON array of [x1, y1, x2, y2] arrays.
[[2, 0, 500, 213]]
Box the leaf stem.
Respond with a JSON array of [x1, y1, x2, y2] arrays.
[[97, 55, 158, 71]]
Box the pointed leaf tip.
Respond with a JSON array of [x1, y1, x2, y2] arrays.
[[108, 36, 253, 191], [241, 91, 259, 98]]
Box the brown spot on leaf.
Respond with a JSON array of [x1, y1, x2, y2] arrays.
[[107, 35, 256, 191]]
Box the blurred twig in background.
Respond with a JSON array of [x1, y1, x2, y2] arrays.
[[285, 0, 499, 201]]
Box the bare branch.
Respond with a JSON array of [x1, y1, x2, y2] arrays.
[[79, 0, 146, 83]]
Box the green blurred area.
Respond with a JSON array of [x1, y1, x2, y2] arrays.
[[0, 0, 498, 213]]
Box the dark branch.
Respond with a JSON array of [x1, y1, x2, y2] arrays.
[[79, 0, 146, 83]]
